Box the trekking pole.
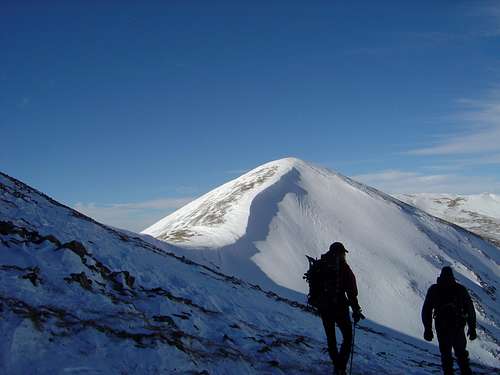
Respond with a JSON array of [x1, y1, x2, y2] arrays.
[[349, 322, 357, 375]]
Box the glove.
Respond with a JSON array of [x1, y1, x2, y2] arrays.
[[352, 309, 365, 323], [467, 328, 477, 341], [424, 328, 433, 342]]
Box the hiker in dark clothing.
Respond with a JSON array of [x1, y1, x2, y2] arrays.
[[422, 266, 477, 375], [316, 242, 364, 375]]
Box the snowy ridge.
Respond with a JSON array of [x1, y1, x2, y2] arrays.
[[144, 158, 500, 367], [143, 159, 295, 248], [5, 172, 500, 373], [394, 193, 500, 247]]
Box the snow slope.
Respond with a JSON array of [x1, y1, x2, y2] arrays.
[[143, 160, 292, 248], [143, 158, 500, 367], [5, 173, 499, 374], [394, 193, 500, 247]]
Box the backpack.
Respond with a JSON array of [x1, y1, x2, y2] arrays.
[[433, 287, 467, 325], [303, 254, 341, 309]]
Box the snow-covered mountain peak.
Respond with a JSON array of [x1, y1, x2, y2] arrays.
[[142, 157, 320, 247], [271, 156, 305, 166]]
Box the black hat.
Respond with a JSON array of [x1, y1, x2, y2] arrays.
[[329, 242, 348, 254], [439, 266, 455, 281]]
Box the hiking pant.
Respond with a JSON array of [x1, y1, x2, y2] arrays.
[[436, 321, 471, 375], [320, 307, 352, 371]]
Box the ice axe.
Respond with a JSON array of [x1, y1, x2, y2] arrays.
[[349, 312, 365, 375], [349, 322, 357, 375]]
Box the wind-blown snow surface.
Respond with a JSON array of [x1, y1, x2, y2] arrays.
[[394, 193, 500, 248], [7, 173, 500, 374], [143, 158, 500, 368]]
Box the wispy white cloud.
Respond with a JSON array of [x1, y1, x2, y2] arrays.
[[103, 198, 193, 210], [422, 154, 500, 171], [353, 170, 500, 194], [353, 93, 500, 194], [74, 197, 194, 233], [409, 92, 500, 157]]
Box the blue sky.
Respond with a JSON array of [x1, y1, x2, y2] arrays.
[[1, 1, 500, 231]]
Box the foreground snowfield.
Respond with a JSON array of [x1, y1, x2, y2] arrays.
[[394, 193, 500, 248], [1, 165, 498, 373], [143, 158, 499, 368]]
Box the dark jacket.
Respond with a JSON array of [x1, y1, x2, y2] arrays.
[[318, 253, 360, 312], [422, 275, 476, 331]]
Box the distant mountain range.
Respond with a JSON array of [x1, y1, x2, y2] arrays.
[[394, 193, 500, 248]]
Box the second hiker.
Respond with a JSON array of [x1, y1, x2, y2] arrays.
[[422, 266, 477, 375]]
